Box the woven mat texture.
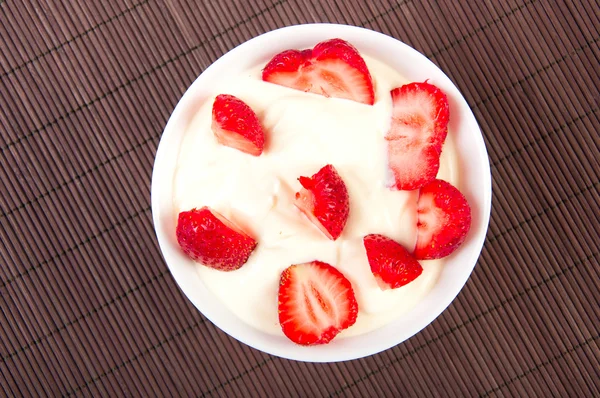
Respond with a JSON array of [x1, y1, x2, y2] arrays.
[[1, 0, 599, 396]]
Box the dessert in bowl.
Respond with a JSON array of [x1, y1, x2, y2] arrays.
[[151, 23, 491, 362]]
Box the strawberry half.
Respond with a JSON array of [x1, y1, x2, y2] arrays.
[[211, 94, 265, 156], [414, 179, 471, 260], [176, 207, 257, 271], [278, 261, 358, 345], [386, 81, 449, 190], [363, 234, 423, 289], [294, 164, 349, 240], [262, 38, 375, 105]]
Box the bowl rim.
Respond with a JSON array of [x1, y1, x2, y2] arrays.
[[151, 23, 492, 362]]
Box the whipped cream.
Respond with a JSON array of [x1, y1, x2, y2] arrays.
[[173, 55, 458, 337]]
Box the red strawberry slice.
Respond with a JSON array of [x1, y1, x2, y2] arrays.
[[414, 179, 471, 260], [278, 261, 358, 345], [294, 164, 349, 240], [363, 234, 423, 289], [211, 94, 265, 156], [386, 81, 449, 190], [176, 207, 257, 271], [262, 38, 375, 105]]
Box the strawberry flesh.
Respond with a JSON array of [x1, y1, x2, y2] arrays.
[[176, 207, 257, 271], [278, 261, 358, 345], [363, 234, 423, 289], [386, 82, 449, 190], [414, 179, 471, 260], [294, 164, 349, 240], [262, 38, 375, 105], [212, 94, 265, 156]]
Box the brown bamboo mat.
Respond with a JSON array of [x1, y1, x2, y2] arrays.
[[0, 0, 598, 396]]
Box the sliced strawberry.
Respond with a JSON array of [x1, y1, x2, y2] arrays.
[[211, 94, 265, 156], [176, 207, 257, 271], [294, 164, 349, 240], [262, 38, 375, 105], [278, 261, 358, 345], [414, 179, 471, 260], [386, 81, 449, 190], [363, 234, 423, 289]]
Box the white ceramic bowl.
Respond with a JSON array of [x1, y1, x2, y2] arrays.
[[151, 23, 491, 362]]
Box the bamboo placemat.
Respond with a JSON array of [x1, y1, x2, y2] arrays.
[[1, 0, 598, 396]]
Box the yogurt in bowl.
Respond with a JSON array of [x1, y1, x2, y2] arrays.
[[152, 23, 491, 362]]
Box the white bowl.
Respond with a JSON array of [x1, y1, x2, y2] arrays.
[[151, 23, 491, 362]]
